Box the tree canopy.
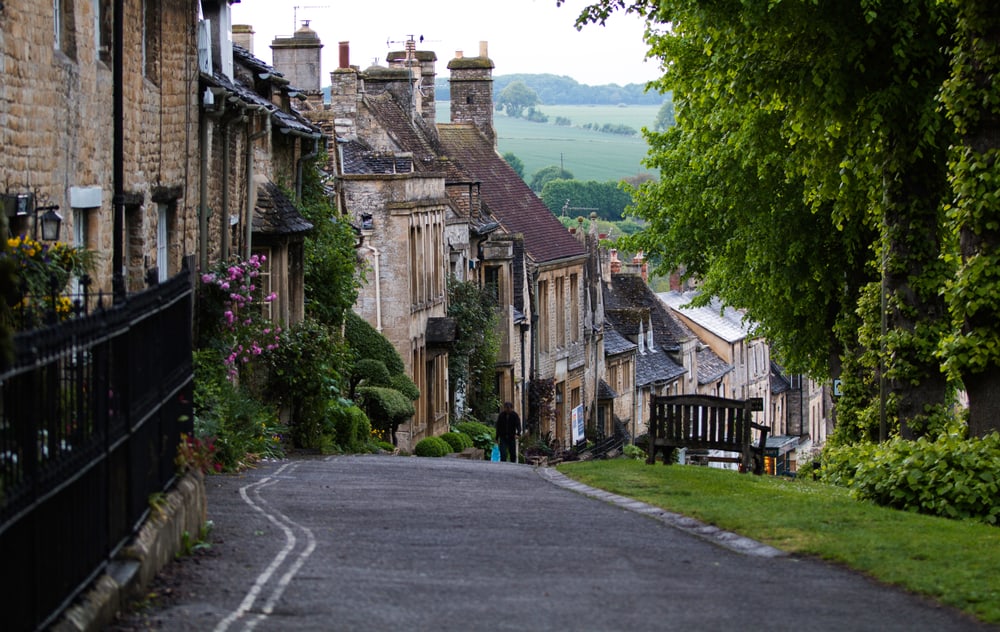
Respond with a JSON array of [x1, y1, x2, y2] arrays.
[[497, 80, 541, 118], [570, 0, 1000, 438]]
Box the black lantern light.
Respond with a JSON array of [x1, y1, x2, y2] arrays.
[[36, 205, 63, 241]]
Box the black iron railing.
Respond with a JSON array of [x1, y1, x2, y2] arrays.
[[0, 270, 194, 631]]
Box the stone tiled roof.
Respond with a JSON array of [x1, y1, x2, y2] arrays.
[[233, 44, 286, 83], [364, 94, 468, 180], [635, 346, 686, 388], [273, 107, 321, 138], [697, 347, 733, 385], [597, 379, 618, 400], [771, 361, 791, 395], [338, 138, 414, 175], [657, 290, 754, 343], [603, 327, 637, 356], [437, 124, 586, 265], [604, 274, 693, 352], [253, 181, 313, 236]]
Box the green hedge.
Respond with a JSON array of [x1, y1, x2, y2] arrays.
[[414, 436, 453, 457], [441, 431, 473, 452], [454, 420, 495, 451], [820, 433, 1000, 525]]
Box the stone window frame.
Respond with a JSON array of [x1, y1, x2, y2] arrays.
[[54, 0, 77, 59]]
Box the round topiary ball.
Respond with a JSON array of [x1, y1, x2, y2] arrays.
[[414, 436, 452, 457]]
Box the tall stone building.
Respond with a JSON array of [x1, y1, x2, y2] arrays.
[[1, 0, 203, 297]]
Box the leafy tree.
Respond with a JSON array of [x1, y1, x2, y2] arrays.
[[447, 276, 500, 423], [571, 0, 959, 437], [299, 153, 361, 327], [653, 96, 674, 131], [502, 152, 525, 179], [529, 165, 574, 192], [938, 1, 1000, 437], [497, 80, 540, 118], [539, 179, 633, 221]]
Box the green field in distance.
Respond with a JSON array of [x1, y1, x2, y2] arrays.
[[437, 103, 659, 182]]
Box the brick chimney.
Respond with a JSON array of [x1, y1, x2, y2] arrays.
[[448, 41, 495, 146], [330, 43, 359, 139], [609, 249, 622, 275]]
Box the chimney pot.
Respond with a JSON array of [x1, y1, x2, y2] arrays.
[[479, 41, 489, 57], [339, 41, 350, 69], [455, 50, 463, 59]]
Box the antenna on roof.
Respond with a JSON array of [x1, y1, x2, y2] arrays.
[[292, 5, 330, 31]]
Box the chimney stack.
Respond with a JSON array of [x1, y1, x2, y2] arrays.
[[232, 24, 254, 53], [339, 41, 350, 69], [448, 41, 496, 145]]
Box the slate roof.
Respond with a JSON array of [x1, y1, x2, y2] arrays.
[[603, 327, 637, 356], [253, 181, 313, 236], [604, 274, 694, 352], [770, 361, 791, 395], [635, 346, 686, 388], [657, 290, 754, 344], [597, 379, 618, 400], [338, 138, 414, 175], [362, 94, 467, 179], [437, 124, 586, 265], [697, 347, 733, 385], [233, 44, 286, 84]]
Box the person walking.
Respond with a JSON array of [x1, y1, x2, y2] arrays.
[[495, 401, 521, 463]]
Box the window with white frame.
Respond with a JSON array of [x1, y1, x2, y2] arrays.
[[156, 203, 169, 283], [54, 0, 77, 58]]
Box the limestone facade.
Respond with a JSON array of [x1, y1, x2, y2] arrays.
[[1, 0, 201, 296]]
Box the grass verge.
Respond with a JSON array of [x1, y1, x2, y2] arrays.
[[557, 459, 1000, 625]]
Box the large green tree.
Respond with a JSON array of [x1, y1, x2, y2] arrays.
[[939, 1, 1000, 437], [568, 0, 967, 437], [497, 80, 541, 118]]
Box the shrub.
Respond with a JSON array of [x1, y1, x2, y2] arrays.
[[622, 444, 645, 460], [357, 386, 416, 443], [441, 431, 473, 452], [819, 433, 1000, 525], [344, 311, 404, 374], [331, 404, 373, 453], [454, 420, 495, 451], [414, 436, 452, 457], [192, 349, 284, 471], [353, 358, 391, 388], [265, 318, 352, 449], [389, 372, 420, 401]]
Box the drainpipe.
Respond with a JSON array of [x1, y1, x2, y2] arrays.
[[244, 109, 270, 259], [364, 243, 383, 332], [112, 0, 124, 301], [198, 107, 210, 271], [296, 135, 320, 202]]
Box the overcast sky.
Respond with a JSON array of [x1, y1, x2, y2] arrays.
[[230, 0, 661, 87]]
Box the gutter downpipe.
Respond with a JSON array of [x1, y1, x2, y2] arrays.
[[296, 135, 321, 202], [112, 0, 125, 302], [244, 109, 270, 259], [364, 243, 383, 332], [198, 107, 211, 271]]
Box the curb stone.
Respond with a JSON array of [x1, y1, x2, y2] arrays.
[[535, 466, 787, 558]]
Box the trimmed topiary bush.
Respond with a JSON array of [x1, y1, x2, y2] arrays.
[[455, 420, 495, 451], [331, 404, 372, 453], [441, 431, 473, 452], [414, 436, 452, 457]]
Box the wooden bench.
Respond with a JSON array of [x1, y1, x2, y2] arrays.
[[646, 394, 770, 475]]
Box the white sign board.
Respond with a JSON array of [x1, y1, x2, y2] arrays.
[[571, 404, 585, 445]]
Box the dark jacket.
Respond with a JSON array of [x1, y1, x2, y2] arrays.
[[495, 410, 522, 441]]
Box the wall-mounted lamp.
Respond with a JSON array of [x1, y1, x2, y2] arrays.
[[36, 205, 63, 241], [360, 213, 374, 231], [1, 194, 62, 240]]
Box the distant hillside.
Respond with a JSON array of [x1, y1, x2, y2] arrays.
[[320, 74, 663, 106], [436, 74, 664, 106]]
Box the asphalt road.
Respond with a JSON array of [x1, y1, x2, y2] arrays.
[[114, 455, 992, 631]]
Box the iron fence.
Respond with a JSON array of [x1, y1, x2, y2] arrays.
[[0, 270, 194, 631]]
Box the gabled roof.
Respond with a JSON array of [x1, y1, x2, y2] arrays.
[[603, 327, 637, 356], [604, 274, 694, 352], [635, 346, 686, 388], [338, 138, 414, 175], [697, 347, 733, 385], [363, 94, 467, 179], [253, 181, 313, 236], [658, 290, 754, 343], [437, 124, 586, 265], [770, 361, 791, 395], [597, 379, 618, 400]]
